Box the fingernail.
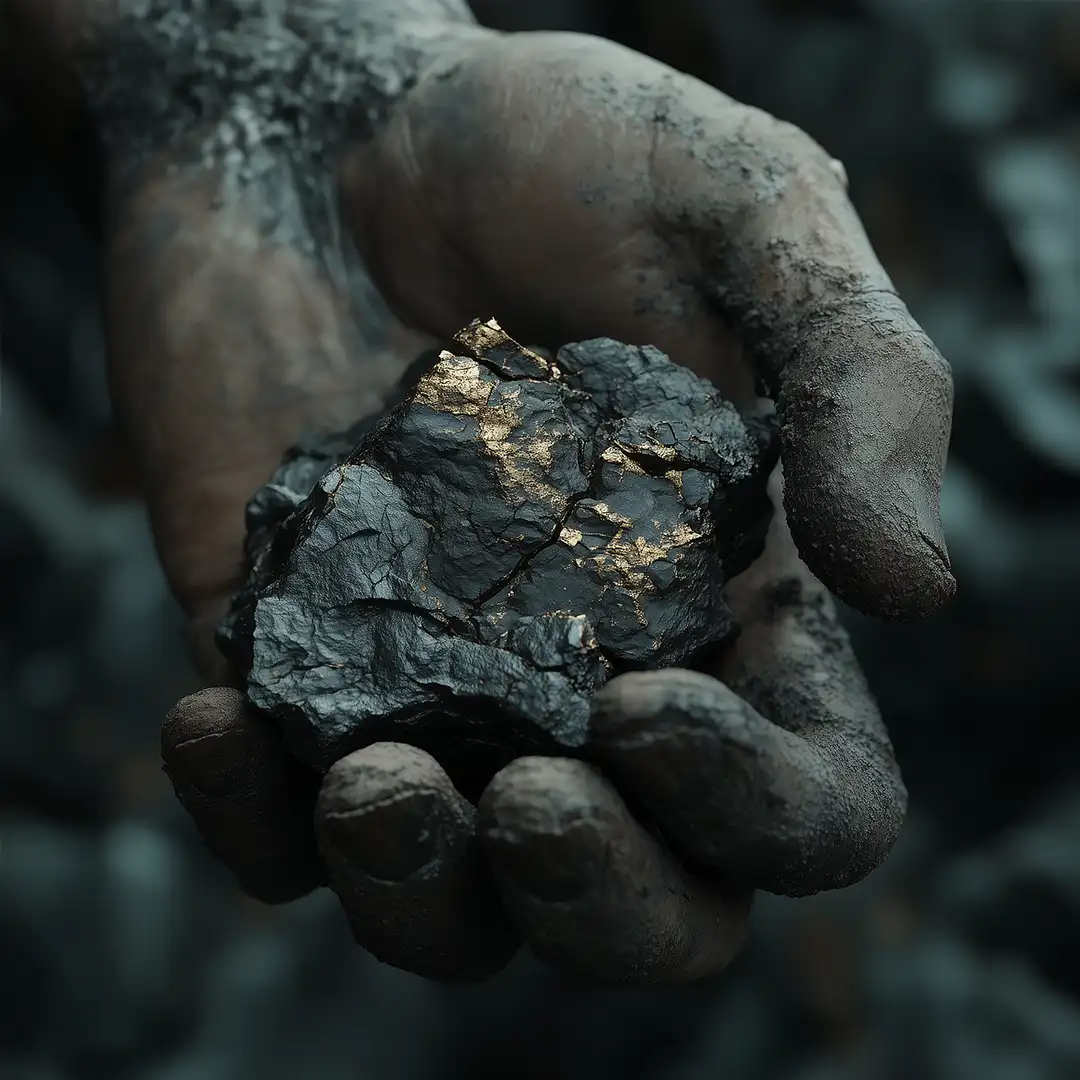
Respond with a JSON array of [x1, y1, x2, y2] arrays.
[[321, 794, 444, 883], [892, 500, 957, 619], [915, 495, 956, 583]]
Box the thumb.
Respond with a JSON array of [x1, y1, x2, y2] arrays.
[[654, 91, 955, 618], [777, 289, 954, 619]]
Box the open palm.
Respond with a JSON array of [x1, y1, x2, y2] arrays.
[[4, 1, 952, 982]]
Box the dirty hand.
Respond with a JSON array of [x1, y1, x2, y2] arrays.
[[4, 0, 949, 982]]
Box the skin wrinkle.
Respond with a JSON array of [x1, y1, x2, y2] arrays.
[[169, 730, 245, 752], [321, 785, 462, 820]]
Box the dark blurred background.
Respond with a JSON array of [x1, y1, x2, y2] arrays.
[[2, 1, 1079, 1077]]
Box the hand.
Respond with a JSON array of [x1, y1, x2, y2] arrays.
[[342, 29, 955, 620], [7, 3, 945, 982], [163, 486, 905, 983]]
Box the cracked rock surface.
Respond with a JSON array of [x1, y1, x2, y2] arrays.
[[219, 320, 777, 777]]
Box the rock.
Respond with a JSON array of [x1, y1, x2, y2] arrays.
[[219, 320, 777, 783]]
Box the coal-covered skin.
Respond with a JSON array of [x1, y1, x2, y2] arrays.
[[3, 0, 939, 983], [221, 320, 777, 778], [1, 0, 954, 644]]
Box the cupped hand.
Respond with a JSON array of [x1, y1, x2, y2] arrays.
[[343, 30, 955, 622], [164, 488, 905, 983], [6, 3, 944, 983]]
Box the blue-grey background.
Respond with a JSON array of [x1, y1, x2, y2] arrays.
[[2, 1, 1079, 1077]]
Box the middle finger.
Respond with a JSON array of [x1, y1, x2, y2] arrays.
[[479, 756, 751, 984]]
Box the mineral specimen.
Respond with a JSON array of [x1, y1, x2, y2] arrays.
[[219, 320, 778, 785]]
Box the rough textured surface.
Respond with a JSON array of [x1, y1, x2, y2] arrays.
[[5, 0, 1080, 1076], [83, 0, 478, 168], [220, 320, 776, 774]]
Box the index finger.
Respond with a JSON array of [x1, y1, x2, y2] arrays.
[[650, 82, 955, 619]]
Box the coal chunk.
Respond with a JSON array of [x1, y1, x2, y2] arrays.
[[219, 320, 778, 778]]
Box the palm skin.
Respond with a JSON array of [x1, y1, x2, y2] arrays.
[[2, 0, 952, 982]]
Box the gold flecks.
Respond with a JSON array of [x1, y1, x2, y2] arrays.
[[411, 354, 567, 510], [614, 436, 678, 462], [463, 317, 510, 350], [475, 386, 519, 446], [579, 505, 705, 634], [559, 526, 584, 547], [413, 355, 492, 417], [600, 445, 646, 474], [668, 523, 704, 548], [603, 444, 688, 496], [455, 318, 507, 359], [477, 388, 567, 510], [591, 502, 634, 528], [454, 317, 561, 380]]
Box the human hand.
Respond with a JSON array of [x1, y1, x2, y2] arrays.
[[342, 28, 955, 621], [163, 481, 904, 983], [5, 1, 944, 982]]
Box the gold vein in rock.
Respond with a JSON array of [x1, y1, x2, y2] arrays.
[[591, 502, 634, 528], [413, 355, 492, 417], [477, 387, 568, 511], [592, 523, 703, 585], [580, 505, 706, 639], [413, 356, 566, 508]]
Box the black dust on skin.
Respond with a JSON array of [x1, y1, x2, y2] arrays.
[[220, 320, 777, 789]]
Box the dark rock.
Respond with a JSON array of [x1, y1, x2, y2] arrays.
[[219, 320, 777, 778]]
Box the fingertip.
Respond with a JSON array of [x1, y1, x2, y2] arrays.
[[162, 686, 245, 750], [480, 757, 749, 984], [479, 757, 610, 905], [317, 742, 470, 884], [778, 297, 957, 619], [162, 689, 322, 903], [591, 668, 765, 751], [780, 432, 957, 620], [589, 669, 905, 896], [315, 743, 519, 981], [589, 668, 823, 890]]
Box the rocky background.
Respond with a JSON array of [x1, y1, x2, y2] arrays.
[[2, 1, 1079, 1077]]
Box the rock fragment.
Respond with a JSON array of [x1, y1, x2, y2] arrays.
[[219, 320, 778, 780]]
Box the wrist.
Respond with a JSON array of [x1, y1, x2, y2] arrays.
[[90, 1, 484, 179], [3, 1, 483, 205]]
